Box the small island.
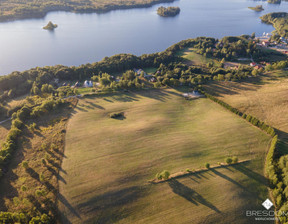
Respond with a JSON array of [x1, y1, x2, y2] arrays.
[[157, 6, 180, 17], [268, 0, 281, 4], [43, 21, 58, 30], [248, 5, 264, 12]]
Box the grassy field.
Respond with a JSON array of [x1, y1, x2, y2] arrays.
[[59, 88, 271, 224], [177, 48, 220, 67], [205, 71, 288, 136]]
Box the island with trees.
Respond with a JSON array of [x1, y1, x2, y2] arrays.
[[248, 5, 264, 12], [157, 6, 180, 17], [43, 21, 58, 30]]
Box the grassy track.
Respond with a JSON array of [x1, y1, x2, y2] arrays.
[[59, 88, 271, 223]]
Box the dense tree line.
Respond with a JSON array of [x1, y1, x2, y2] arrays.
[[0, 98, 66, 223]]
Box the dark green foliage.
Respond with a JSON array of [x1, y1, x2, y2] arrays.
[[157, 6, 180, 17], [110, 112, 124, 119], [22, 161, 29, 169], [225, 157, 233, 164], [156, 170, 170, 180], [12, 118, 23, 129], [205, 163, 210, 169], [232, 156, 238, 164]]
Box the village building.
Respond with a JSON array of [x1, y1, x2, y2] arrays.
[[84, 80, 93, 87], [262, 41, 269, 47]]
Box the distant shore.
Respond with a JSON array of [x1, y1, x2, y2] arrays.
[[0, 0, 176, 23]]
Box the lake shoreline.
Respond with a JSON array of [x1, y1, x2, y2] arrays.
[[0, 0, 176, 23]]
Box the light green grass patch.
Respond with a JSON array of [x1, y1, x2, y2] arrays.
[[177, 48, 220, 66]]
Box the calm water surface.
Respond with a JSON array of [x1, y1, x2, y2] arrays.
[[0, 0, 288, 75]]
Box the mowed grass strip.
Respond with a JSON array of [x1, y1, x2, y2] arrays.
[[59, 88, 270, 223]]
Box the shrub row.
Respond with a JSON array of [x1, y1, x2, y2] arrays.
[[0, 98, 65, 223], [1, 98, 65, 177], [0, 212, 50, 224], [203, 92, 276, 136]]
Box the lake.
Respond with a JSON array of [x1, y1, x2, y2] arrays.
[[0, 0, 288, 75]]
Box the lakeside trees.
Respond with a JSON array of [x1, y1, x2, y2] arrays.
[[261, 12, 288, 38]]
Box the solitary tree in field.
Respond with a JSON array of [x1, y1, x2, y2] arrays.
[[225, 157, 233, 164], [161, 170, 170, 180], [156, 170, 170, 180], [205, 163, 210, 169]]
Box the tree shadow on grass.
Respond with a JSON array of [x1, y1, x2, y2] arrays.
[[76, 185, 146, 224], [58, 192, 81, 219], [135, 89, 171, 102], [168, 179, 221, 213], [86, 101, 105, 110], [210, 168, 262, 200], [233, 163, 269, 187]]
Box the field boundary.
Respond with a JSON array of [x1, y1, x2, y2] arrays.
[[201, 88, 284, 220], [149, 159, 250, 184]]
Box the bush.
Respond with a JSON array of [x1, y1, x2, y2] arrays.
[[232, 156, 238, 164], [110, 112, 124, 119], [156, 170, 170, 180], [22, 161, 29, 169], [225, 157, 233, 164], [161, 170, 170, 180], [205, 163, 210, 169], [41, 158, 47, 166], [21, 185, 27, 192], [39, 173, 45, 182], [12, 119, 23, 129]]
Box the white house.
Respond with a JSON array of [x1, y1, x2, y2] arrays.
[[84, 80, 93, 87]]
